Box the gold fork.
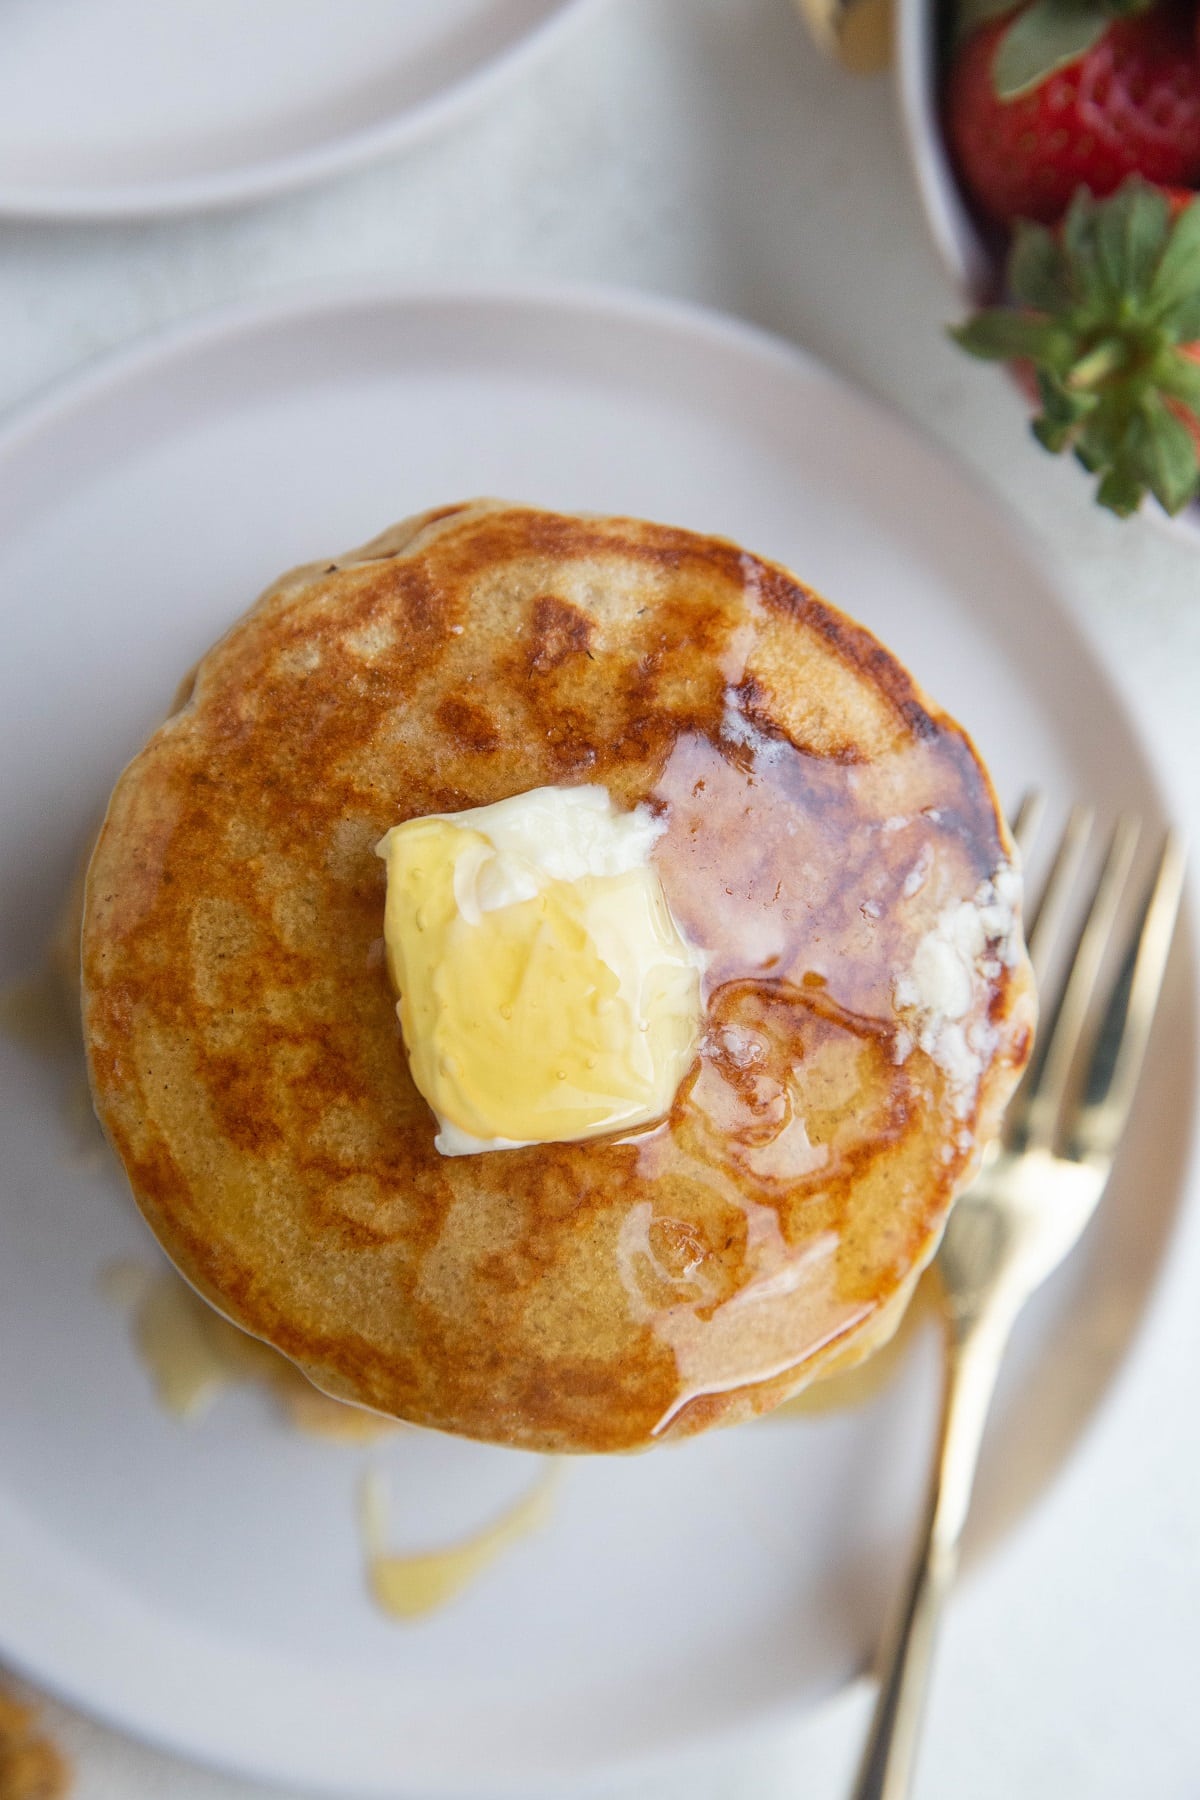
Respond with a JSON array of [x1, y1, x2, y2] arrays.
[[853, 796, 1187, 1800]]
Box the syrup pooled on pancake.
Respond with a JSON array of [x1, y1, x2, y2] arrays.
[[81, 501, 1034, 1453]]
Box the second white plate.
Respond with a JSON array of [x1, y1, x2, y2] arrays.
[[0, 284, 1193, 1796], [0, 0, 591, 218]]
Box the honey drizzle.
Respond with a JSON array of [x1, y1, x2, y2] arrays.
[[100, 1261, 397, 1442], [361, 1463, 560, 1621], [771, 1266, 940, 1417]]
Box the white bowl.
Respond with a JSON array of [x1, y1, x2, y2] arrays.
[[894, 0, 1200, 538], [895, 0, 996, 300]]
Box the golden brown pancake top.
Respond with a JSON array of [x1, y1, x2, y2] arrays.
[[82, 501, 1034, 1453]]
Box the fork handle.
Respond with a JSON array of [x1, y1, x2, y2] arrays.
[[851, 1302, 1016, 1800]]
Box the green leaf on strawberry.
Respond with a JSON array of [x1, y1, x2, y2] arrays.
[[955, 0, 1154, 93], [1147, 203, 1200, 327], [1008, 224, 1074, 312], [992, 0, 1112, 99], [952, 179, 1200, 517]]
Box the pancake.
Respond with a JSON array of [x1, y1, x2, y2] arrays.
[[81, 500, 1035, 1454]]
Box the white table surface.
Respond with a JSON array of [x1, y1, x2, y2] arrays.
[[2, 1, 1198, 1796]]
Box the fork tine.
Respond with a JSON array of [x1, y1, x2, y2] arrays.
[[1010, 789, 1046, 864], [1023, 815, 1141, 1154], [1024, 804, 1094, 986], [1067, 831, 1187, 1166]]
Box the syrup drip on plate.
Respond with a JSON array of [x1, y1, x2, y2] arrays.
[[361, 1464, 560, 1621], [100, 1261, 563, 1620], [100, 1261, 397, 1443]]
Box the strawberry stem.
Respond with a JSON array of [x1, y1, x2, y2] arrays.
[[951, 179, 1200, 517], [1066, 337, 1130, 387]]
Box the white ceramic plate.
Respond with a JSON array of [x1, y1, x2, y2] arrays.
[[0, 0, 591, 218], [0, 285, 1193, 1798]]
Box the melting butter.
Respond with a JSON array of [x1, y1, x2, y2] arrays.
[[377, 785, 704, 1155], [100, 1261, 397, 1442], [361, 1464, 559, 1621]]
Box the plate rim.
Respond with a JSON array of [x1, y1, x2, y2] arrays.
[[0, 0, 598, 221], [0, 275, 1195, 1797]]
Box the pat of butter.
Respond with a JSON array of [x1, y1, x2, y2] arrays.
[[376, 786, 704, 1156]]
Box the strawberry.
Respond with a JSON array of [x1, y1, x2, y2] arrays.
[[946, 0, 1200, 229], [953, 179, 1200, 514]]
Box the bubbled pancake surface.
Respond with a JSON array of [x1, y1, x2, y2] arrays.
[[82, 501, 1034, 1452]]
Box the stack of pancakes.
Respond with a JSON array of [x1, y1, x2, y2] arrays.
[[81, 501, 1034, 1453]]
